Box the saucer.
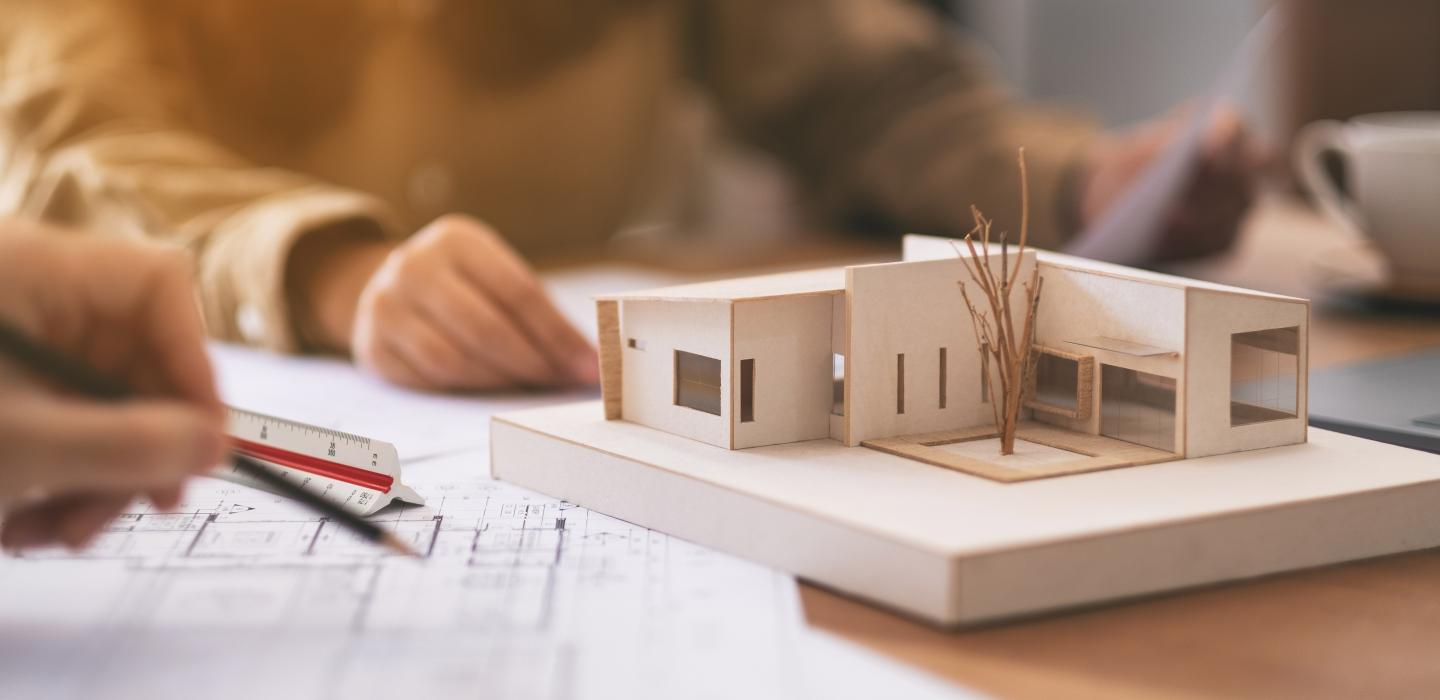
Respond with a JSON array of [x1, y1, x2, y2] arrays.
[[1311, 241, 1440, 305]]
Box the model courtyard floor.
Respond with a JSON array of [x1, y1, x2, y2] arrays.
[[862, 421, 1179, 482]]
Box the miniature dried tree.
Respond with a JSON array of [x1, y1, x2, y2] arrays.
[[954, 148, 1044, 456]]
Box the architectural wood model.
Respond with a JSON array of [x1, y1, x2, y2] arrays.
[[593, 235, 1309, 482]]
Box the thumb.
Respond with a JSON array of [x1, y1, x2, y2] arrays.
[[0, 396, 224, 499]]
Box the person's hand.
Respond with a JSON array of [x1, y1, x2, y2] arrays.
[[1076, 105, 1266, 262], [294, 215, 599, 391], [0, 225, 225, 551]]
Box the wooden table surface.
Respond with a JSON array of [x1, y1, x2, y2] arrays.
[[799, 195, 1440, 699]]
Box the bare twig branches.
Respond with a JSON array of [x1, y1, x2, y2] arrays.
[[954, 148, 1044, 455]]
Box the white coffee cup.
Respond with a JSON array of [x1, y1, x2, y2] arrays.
[[1295, 112, 1440, 286]]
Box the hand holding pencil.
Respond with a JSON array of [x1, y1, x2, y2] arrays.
[[0, 223, 225, 550]]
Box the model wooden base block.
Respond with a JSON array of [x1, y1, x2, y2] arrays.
[[491, 401, 1440, 627]]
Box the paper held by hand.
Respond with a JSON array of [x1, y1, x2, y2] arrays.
[[1065, 8, 1281, 265]]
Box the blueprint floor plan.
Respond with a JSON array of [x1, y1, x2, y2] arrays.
[[0, 340, 971, 700], [0, 456, 805, 699]]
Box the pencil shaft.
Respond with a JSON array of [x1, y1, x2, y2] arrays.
[[0, 319, 393, 550], [231, 454, 385, 541]]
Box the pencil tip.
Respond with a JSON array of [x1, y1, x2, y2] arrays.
[[380, 532, 423, 559]]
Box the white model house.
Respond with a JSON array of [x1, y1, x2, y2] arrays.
[[494, 234, 1440, 627], [593, 235, 1308, 479]]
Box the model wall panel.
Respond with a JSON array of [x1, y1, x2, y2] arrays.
[[732, 295, 837, 449], [620, 300, 732, 448], [831, 295, 847, 441], [846, 254, 1036, 445], [1185, 288, 1309, 458], [1033, 265, 1185, 354], [1031, 266, 1186, 450]]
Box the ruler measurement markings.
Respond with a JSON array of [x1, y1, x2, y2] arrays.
[[231, 407, 371, 446], [222, 406, 407, 515]]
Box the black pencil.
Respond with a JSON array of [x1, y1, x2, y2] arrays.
[[0, 321, 420, 557]]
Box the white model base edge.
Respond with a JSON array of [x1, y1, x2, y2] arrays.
[[490, 401, 1440, 627]]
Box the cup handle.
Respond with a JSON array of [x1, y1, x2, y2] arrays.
[[1294, 120, 1364, 232]]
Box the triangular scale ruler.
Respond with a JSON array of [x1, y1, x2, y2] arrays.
[[220, 407, 424, 516]]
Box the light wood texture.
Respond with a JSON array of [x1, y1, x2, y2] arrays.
[[596, 299, 623, 420], [806, 194, 1440, 699], [1068, 336, 1180, 358], [1184, 287, 1309, 458], [830, 295, 847, 441], [905, 236, 1307, 301], [731, 295, 838, 449], [1025, 345, 1096, 421], [1006, 249, 1189, 447], [618, 299, 731, 448], [862, 420, 1175, 482], [846, 254, 1039, 447]]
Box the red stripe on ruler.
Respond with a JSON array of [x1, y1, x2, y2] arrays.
[[232, 438, 393, 493]]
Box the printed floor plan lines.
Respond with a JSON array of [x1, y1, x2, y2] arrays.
[[0, 452, 822, 700]]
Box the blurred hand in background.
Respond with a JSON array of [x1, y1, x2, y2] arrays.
[[0, 224, 225, 551], [0, 0, 1271, 396], [292, 215, 599, 392], [1077, 106, 1267, 262]]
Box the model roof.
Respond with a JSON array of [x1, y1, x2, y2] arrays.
[[901, 235, 1306, 303], [596, 236, 1307, 305], [596, 266, 845, 302]]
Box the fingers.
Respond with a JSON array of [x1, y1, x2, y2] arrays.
[[1202, 106, 1244, 156], [137, 248, 222, 413], [1, 493, 131, 551], [1083, 101, 1264, 262], [414, 272, 558, 387], [47, 236, 222, 411], [1156, 165, 1255, 261], [0, 232, 220, 412], [360, 338, 436, 391], [443, 221, 599, 384], [353, 269, 509, 391], [0, 395, 223, 498], [1203, 104, 1271, 179], [351, 215, 599, 392], [386, 312, 503, 390], [1148, 104, 1265, 261], [148, 484, 185, 511]]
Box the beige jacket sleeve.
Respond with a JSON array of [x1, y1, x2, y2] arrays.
[[0, 2, 400, 353], [693, 0, 1099, 248]]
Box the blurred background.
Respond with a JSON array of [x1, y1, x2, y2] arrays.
[[951, 0, 1264, 129], [686, 0, 1440, 292], [956, 0, 1440, 159]]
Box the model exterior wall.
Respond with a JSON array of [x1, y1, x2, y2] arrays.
[[1185, 288, 1309, 458], [731, 294, 837, 449], [829, 295, 846, 441], [1031, 263, 1187, 452], [620, 299, 732, 449], [845, 253, 1037, 446]]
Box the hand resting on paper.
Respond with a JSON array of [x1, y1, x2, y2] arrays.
[[293, 214, 599, 392], [1076, 106, 1265, 262], [0, 226, 225, 550]]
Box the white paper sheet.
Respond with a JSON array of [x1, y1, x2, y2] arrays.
[[211, 343, 596, 462], [1065, 8, 1281, 264], [7, 319, 978, 700], [543, 264, 689, 340], [212, 265, 682, 463], [0, 453, 975, 700]]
